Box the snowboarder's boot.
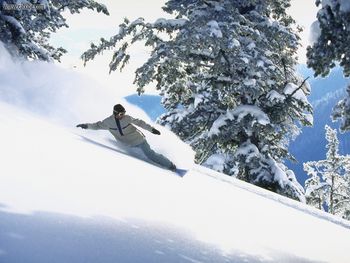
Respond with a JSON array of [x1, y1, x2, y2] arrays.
[[169, 163, 177, 172]]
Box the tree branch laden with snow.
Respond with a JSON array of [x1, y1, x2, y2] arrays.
[[0, 0, 109, 61]]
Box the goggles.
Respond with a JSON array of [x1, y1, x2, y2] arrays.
[[114, 110, 126, 117]]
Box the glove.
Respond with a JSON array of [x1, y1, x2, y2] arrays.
[[76, 124, 88, 129], [151, 128, 161, 135]]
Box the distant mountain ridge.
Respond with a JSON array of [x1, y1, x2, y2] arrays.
[[126, 65, 350, 185]]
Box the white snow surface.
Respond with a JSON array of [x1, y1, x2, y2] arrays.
[[153, 18, 188, 28], [228, 38, 240, 48], [284, 82, 309, 104], [266, 90, 286, 103], [233, 105, 270, 126], [208, 105, 270, 137], [243, 78, 256, 87], [1, 101, 350, 263], [207, 20, 223, 38], [1, 43, 350, 263], [309, 20, 321, 45], [203, 153, 226, 173]]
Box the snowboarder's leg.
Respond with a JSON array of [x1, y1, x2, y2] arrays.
[[135, 141, 175, 170]]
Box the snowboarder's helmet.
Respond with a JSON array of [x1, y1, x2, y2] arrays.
[[113, 104, 125, 113]]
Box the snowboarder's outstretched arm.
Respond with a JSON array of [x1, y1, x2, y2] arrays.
[[77, 118, 109, 130], [128, 116, 161, 135]]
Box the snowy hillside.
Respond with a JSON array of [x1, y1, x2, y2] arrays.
[[1, 39, 350, 263], [1, 101, 350, 263]]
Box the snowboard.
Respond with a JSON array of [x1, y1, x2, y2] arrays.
[[173, 168, 188, 177], [77, 133, 189, 177]]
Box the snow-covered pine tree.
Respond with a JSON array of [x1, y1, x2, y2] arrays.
[[82, 0, 312, 201], [306, 0, 350, 132], [303, 166, 325, 210], [304, 125, 350, 219], [332, 84, 350, 132], [344, 167, 350, 220], [0, 0, 109, 61]]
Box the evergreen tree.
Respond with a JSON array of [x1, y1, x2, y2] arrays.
[[306, 0, 350, 132], [332, 84, 350, 132], [0, 0, 109, 61], [303, 167, 324, 210], [82, 0, 312, 201], [343, 160, 350, 220], [304, 125, 350, 219]]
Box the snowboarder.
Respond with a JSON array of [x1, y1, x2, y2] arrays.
[[76, 104, 177, 171]]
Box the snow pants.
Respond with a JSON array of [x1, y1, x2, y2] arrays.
[[134, 141, 173, 169]]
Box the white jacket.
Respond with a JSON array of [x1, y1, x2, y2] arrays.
[[87, 114, 155, 146]]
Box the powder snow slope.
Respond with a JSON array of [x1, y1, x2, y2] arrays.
[[0, 101, 350, 263]]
